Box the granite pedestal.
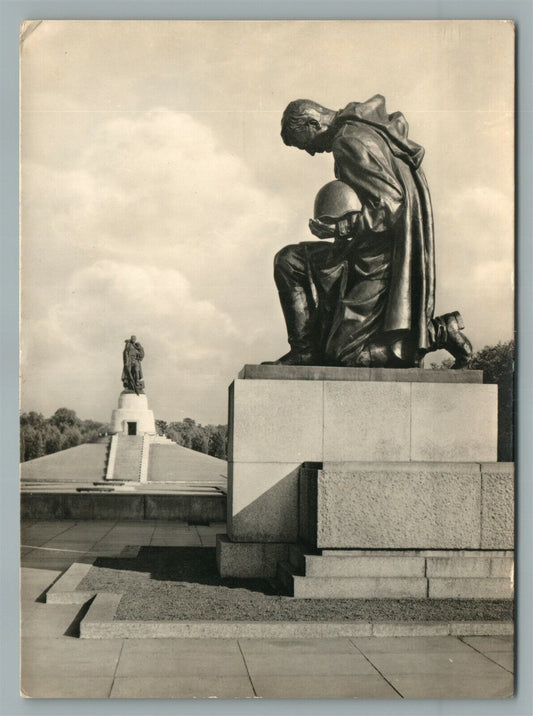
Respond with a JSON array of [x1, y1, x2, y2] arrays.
[[217, 365, 512, 597]]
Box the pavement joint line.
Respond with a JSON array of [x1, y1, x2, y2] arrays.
[[21, 545, 98, 554], [457, 636, 515, 674], [237, 640, 258, 697], [109, 639, 126, 698], [348, 636, 404, 698]]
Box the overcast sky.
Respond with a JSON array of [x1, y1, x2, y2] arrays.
[[20, 20, 514, 425]]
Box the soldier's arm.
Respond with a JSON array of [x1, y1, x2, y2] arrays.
[[332, 132, 405, 236]]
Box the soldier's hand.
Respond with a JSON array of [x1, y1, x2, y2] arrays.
[[309, 218, 335, 239]]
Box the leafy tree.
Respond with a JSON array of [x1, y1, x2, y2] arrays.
[[61, 426, 83, 450], [43, 423, 62, 455], [191, 432, 208, 454], [21, 425, 44, 461], [470, 340, 514, 462], [208, 429, 226, 459], [51, 407, 80, 433], [155, 419, 168, 436]]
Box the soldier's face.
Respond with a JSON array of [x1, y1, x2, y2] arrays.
[[290, 120, 327, 155]]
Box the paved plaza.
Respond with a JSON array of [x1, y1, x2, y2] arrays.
[[20, 519, 514, 699]]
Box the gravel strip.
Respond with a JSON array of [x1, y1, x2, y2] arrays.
[[76, 547, 514, 623]]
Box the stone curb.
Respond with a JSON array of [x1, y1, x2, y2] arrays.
[[45, 561, 96, 604], [79, 592, 513, 639]]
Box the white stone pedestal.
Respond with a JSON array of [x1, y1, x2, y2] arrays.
[[110, 391, 156, 435], [226, 366, 497, 544]]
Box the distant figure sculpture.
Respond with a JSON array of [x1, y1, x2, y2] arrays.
[[266, 95, 472, 368], [122, 335, 145, 395]]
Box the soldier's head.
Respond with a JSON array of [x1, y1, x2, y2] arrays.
[[281, 100, 336, 155], [130, 335, 137, 343]]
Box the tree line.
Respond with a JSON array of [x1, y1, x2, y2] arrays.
[[19, 408, 228, 462], [20, 408, 108, 462], [155, 419, 228, 460]]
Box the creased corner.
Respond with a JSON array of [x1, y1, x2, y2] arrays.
[[20, 20, 43, 48]]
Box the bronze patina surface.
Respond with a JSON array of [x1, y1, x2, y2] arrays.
[[266, 96, 472, 369]]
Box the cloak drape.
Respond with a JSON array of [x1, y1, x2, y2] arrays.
[[315, 95, 435, 366]]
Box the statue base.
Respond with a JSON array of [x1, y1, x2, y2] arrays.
[[217, 365, 513, 600], [110, 390, 156, 435]]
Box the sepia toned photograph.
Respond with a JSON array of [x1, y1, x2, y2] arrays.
[[19, 19, 515, 699]]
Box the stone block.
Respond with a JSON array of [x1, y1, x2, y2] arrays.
[[228, 462, 301, 542], [449, 622, 514, 636], [481, 464, 514, 549], [216, 535, 289, 578], [323, 382, 411, 461], [490, 557, 515, 578], [372, 622, 450, 637], [144, 494, 226, 524], [290, 575, 428, 599], [238, 364, 483, 383], [303, 462, 482, 549], [229, 379, 323, 462], [426, 556, 491, 578], [410, 383, 497, 461], [428, 578, 513, 599], [304, 555, 426, 578]]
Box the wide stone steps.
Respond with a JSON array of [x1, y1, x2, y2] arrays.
[[112, 435, 144, 482], [276, 544, 514, 599]]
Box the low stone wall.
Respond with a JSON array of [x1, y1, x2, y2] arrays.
[[21, 492, 226, 524]]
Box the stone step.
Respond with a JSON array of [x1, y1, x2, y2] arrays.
[[112, 435, 144, 481], [276, 561, 428, 599], [429, 578, 514, 599], [305, 553, 426, 578]]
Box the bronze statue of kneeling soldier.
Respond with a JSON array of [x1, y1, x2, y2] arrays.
[[265, 95, 472, 369]]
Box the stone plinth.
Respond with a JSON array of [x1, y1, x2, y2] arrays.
[[227, 366, 497, 543], [110, 391, 156, 435], [299, 462, 514, 550], [278, 544, 514, 599]]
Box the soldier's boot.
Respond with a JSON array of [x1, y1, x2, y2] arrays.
[[263, 288, 320, 365], [430, 311, 473, 369]]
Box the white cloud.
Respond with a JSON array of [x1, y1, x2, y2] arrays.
[[21, 111, 295, 422]]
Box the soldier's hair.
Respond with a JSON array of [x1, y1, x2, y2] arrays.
[[281, 99, 329, 146]]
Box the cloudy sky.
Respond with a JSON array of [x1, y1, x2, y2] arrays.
[[20, 20, 514, 425]]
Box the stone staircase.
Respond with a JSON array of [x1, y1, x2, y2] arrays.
[[277, 543, 514, 600], [110, 434, 144, 482]]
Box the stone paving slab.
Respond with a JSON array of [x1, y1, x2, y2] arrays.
[[242, 651, 379, 677], [461, 635, 514, 651], [21, 637, 123, 677], [384, 673, 514, 699], [20, 567, 63, 602], [116, 644, 249, 678], [239, 637, 358, 654], [21, 675, 115, 699], [250, 674, 401, 699], [352, 636, 475, 653], [363, 650, 512, 677], [483, 651, 514, 671], [21, 603, 84, 638], [110, 676, 255, 699]]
